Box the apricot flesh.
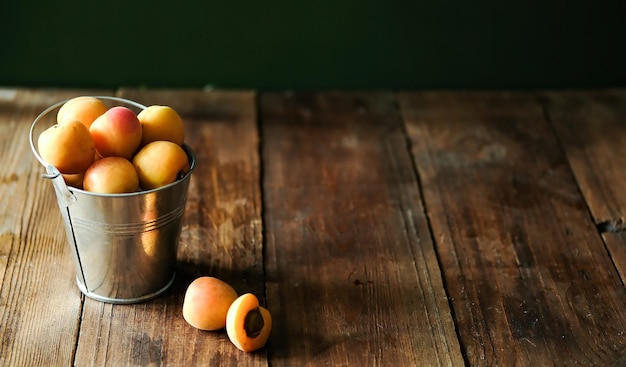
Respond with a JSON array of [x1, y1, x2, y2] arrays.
[[182, 277, 238, 331], [226, 293, 272, 352]]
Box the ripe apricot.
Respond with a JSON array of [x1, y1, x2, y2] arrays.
[[137, 105, 185, 147], [182, 277, 238, 331], [226, 293, 272, 352], [90, 106, 143, 160], [83, 157, 139, 194], [57, 96, 108, 128], [37, 120, 95, 174], [62, 171, 85, 189], [133, 141, 190, 190]]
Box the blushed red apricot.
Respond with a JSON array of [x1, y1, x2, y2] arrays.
[[182, 277, 238, 331], [226, 293, 272, 352], [83, 157, 139, 194], [90, 106, 143, 160]]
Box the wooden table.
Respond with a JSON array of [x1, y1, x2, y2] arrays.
[[1, 88, 625, 366]]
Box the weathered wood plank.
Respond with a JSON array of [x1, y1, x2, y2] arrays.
[[399, 91, 626, 366], [261, 92, 463, 366], [0, 88, 111, 367], [543, 90, 626, 282], [73, 89, 264, 366]]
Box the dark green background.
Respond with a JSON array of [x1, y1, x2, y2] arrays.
[[1, 1, 624, 90]]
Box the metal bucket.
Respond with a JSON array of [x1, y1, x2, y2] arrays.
[[29, 96, 196, 304]]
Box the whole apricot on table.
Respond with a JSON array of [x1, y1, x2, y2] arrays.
[[89, 106, 143, 160], [82, 157, 139, 194], [57, 96, 108, 128], [182, 277, 239, 331], [37, 120, 95, 174], [137, 105, 185, 146], [132, 141, 190, 190], [226, 293, 272, 352]]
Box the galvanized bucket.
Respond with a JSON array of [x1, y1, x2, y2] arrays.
[[29, 96, 195, 304]]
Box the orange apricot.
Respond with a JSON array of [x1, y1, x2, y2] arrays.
[[226, 293, 272, 352], [62, 171, 85, 189], [137, 105, 185, 146], [57, 96, 108, 128], [37, 120, 95, 174], [182, 277, 238, 331]]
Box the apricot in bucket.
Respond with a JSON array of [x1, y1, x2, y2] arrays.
[[57, 96, 108, 128], [38, 120, 95, 174]]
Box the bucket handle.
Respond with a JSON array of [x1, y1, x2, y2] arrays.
[[44, 165, 77, 207]]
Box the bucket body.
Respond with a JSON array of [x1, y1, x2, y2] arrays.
[[30, 96, 195, 304]]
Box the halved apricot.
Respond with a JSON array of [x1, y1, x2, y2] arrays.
[[182, 276, 238, 331], [226, 293, 272, 352]]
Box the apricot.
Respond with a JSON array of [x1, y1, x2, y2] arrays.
[[182, 277, 238, 331], [57, 96, 108, 128], [62, 171, 85, 189], [132, 141, 190, 190], [83, 157, 139, 194], [37, 120, 95, 174], [89, 106, 143, 160], [226, 293, 272, 352], [137, 105, 185, 146]]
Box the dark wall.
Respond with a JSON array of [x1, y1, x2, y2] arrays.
[[1, 1, 624, 90]]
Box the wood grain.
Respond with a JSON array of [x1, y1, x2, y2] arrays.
[[72, 89, 264, 366], [260, 92, 463, 366], [0, 89, 109, 367], [3, 87, 626, 366], [399, 91, 626, 366], [543, 90, 626, 283]]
